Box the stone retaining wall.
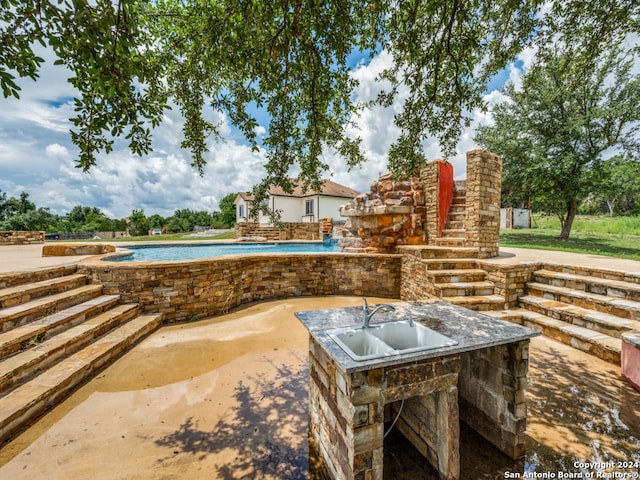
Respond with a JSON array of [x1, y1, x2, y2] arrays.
[[398, 248, 431, 301], [235, 222, 322, 241], [479, 262, 540, 308], [0, 231, 44, 245], [79, 254, 401, 322]]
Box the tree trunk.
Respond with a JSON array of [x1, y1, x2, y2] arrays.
[[606, 199, 615, 217], [559, 198, 578, 240]]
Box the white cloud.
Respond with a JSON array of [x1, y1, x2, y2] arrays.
[[45, 144, 70, 159]]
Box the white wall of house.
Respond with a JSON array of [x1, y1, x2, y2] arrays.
[[272, 196, 302, 223], [318, 196, 348, 220], [235, 193, 353, 225]]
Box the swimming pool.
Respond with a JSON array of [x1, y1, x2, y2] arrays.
[[107, 241, 344, 262]]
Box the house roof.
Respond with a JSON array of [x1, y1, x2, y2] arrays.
[[238, 179, 360, 201]]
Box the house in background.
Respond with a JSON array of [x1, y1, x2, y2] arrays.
[[234, 179, 360, 225]]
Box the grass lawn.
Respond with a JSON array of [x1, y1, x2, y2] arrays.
[[54, 230, 237, 243], [108, 231, 237, 242], [500, 215, 640, 261]]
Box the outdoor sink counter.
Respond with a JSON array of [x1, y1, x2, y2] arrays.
[[295, 300, 540, 480]]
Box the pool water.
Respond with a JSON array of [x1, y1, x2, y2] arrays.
[[108, 241, 343, 262]]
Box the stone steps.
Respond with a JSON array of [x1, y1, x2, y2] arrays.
[[416, 236, 505, 310], [492, 266, 640, 365], [424, 259, 478, 270], [420, 247, 479, 259], [519, 295, 640, 339], [0, 285, 104, 332], [534, 269, 640, 302], [440, 228, 466, 239], [434, 237, 467, 247], [426, 269, 487, 283], [526, 282, 640, 321], [0, 265, 79, 290], [433, 281, 495, 297], [0, 273, 89, 308], [486, 308, 620, 365], [0, 267, 164, 443], [0, 313, 162, 441], [443, 295, 505, 311], [0, 295, 121, 357], [0, 303, 140, 394]]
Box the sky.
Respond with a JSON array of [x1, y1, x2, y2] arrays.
[[0, 44, 533, 220]]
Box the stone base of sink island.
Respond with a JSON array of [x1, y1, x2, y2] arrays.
[[296, 301, 539, 480]]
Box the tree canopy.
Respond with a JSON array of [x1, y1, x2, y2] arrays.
[[475, 41, 640, 239], [2, 0, 639, 210]]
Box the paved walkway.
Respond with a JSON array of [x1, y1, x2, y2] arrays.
[[0, 244, 96, 273], [2, 243, 640, 274]]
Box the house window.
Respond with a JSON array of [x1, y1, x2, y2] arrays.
[[305, 199, 314, 216], [238, 204, 245, 218]]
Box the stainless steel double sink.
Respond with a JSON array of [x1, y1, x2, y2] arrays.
[[328, 320, 458, 361]]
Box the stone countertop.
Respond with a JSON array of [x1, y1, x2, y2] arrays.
[[295, 300, 540, 373]]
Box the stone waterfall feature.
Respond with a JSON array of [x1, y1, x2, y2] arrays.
[[337, 149, 502, 258], [338, 173, 427, 253]]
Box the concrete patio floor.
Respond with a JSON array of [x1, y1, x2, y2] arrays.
[[0, 296, 638, 479]]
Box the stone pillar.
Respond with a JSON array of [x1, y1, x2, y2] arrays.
[[464, 149, 502, 258], [421, 161, 439, 246]]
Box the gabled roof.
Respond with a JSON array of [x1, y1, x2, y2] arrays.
[[238, 179, 360, 201]]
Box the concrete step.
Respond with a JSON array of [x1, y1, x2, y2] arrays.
[[434, 281, 495, 297], [0, 295, 121, 357], [0, 304, 140, 394], [534, 269, 640, 302], [419, 247, 478, 259], [0, 274, 89, 308], [442, 294, 505, 311], [0, 313, 162, 442], [526, 282, 640, 321], [518, 295, 640, 339], [426, 269, 487, 284], [0, 285, 104, 332], [0, 265, 78, 290], [490, 308, 620, 365]]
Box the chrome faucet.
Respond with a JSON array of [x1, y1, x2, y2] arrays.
[[362, 297, 396, 329]]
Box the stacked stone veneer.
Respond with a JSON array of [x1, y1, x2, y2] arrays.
[[79, 254, 401, 322], [235, 222, 322, 241], [339, 149, 502, 258], [0, 231, 44, 245], [464, 150, 501, 258], [458, 341, 531, 459], [309, 339, 461, 479], [339, 174, 426, 253]]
